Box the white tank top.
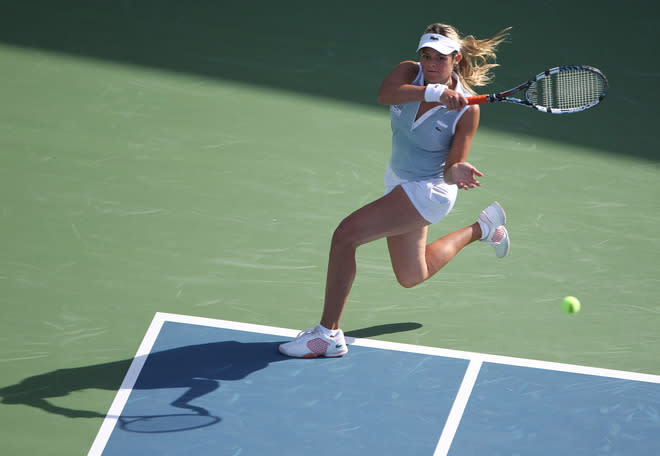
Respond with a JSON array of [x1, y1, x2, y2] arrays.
[[388, 63, 470, 180]]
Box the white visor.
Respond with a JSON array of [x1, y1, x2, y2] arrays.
[[417, 33, 461, 55]]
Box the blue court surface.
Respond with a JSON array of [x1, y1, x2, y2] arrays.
[[89, 313, 660, 456]]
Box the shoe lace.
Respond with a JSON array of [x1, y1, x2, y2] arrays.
[[295, 328, 317, 339]]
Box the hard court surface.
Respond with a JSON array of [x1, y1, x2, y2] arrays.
[[1, 2, 659, 455]]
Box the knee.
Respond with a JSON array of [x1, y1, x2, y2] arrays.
[[394, 273, 423, 289], [330, 217, 363, 252]]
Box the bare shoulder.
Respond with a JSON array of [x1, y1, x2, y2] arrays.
[[465, 104, 480, 116], [381, 61, 419, 86], [456, 105, 480, 134], [385, 60, 420, 83], [378, 60, 422, 105], [397, 60, 419, 70]]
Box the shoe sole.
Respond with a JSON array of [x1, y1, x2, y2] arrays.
[[298, 352, 347, 358], [279, 347, 348, 358], [492, 203, 508, 258], [495, 242, 510, 258], [493, 227, 510, 258]]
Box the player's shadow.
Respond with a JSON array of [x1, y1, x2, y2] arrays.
[[0, 322, 422, 432], [345, 322, 422, 339], [0, 340, 288, 431]]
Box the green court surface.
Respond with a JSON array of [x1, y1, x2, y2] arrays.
[[1, 1, 659, 454]]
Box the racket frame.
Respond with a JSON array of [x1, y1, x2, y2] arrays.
[[467, 65, 608, 114]]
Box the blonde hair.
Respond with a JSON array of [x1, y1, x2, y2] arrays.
[[423, 23, 511, 94]]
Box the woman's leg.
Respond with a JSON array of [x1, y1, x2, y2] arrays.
[[279, 189, 508, 357], [320, 186, 429, 330], [387, 223, 482, 288], [387, 200, 511, 285]]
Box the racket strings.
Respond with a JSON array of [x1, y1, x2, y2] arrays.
[[528, 69, 607, 111]]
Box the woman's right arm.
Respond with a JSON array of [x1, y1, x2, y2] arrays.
[[377, 61, 468, 110], [377, 61, 425, 106]]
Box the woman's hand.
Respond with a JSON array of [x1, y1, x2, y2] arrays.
[[440, 88, 468, 111], [445, 161, 483, 189]]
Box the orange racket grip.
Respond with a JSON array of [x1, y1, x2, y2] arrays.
[[467, 95, 489, 105]]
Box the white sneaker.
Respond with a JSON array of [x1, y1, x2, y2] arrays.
[[279, 326, 348, 358], [478, 201, 510, 258]]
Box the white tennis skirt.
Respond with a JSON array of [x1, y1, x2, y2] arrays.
[[384, 163, 457, 224]]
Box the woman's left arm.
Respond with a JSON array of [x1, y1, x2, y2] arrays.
[[443, 105, 483, 190]]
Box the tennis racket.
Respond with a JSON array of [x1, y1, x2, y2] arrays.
[[467, 65, 608, 114]]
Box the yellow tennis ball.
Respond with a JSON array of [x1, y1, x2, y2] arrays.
[[562, 296, 581, 314]]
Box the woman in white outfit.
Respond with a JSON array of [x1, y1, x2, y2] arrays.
[[280, 23, 511, 358]]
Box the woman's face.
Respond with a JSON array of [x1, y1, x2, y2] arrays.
[[419, 47, 460, 85]]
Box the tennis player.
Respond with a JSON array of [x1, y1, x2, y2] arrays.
[[280, 23, 511, 358]]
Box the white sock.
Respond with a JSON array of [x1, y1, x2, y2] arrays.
[[477, 219, 490, 240], [317, 324, 338, 337]]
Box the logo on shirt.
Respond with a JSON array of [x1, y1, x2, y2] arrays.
[[435, 120, 448, 132]]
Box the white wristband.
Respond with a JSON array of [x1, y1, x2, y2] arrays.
[[424, 83, 447, 102]]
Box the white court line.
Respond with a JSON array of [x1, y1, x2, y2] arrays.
[[155, 312, 660, 384], [87, 314, 166, 456], [433, 358, 483, 456], [89, 312, 660, 455], [87, 313, 301, 455]]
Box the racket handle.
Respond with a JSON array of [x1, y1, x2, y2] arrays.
[[467, 95, 489, 105]]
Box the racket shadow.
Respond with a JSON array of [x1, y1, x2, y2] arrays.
[[113, 412, 222, 434]]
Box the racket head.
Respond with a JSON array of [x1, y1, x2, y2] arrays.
[[525, 65, 609, 114]]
